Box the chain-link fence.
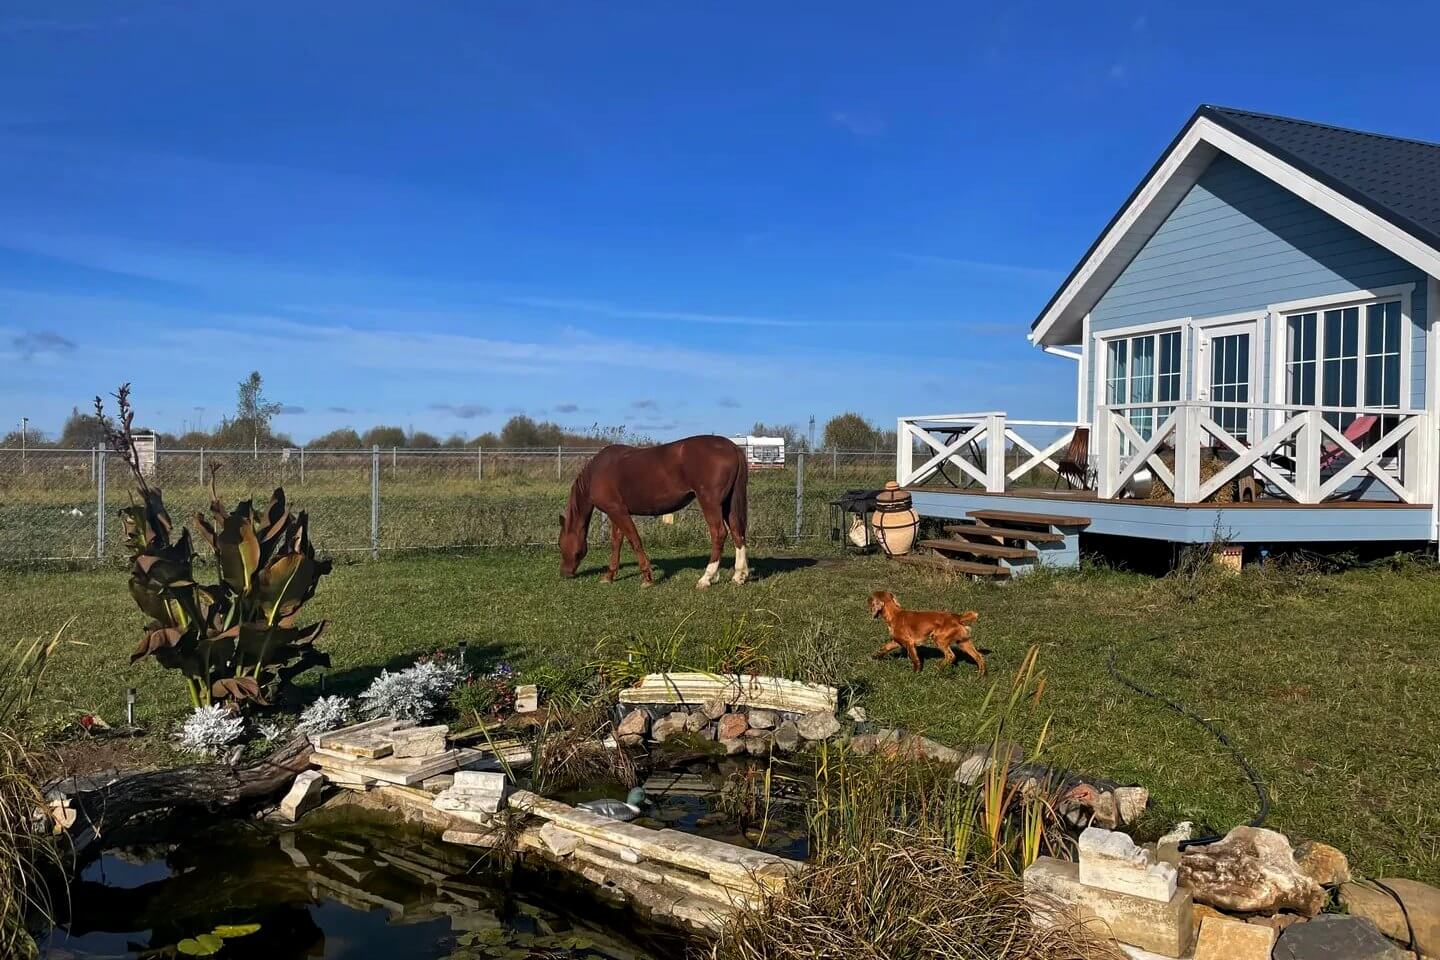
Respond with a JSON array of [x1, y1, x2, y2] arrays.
[[0, 446, 898, 565]]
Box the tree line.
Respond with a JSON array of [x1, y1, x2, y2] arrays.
[[6, 371, 897, 453]]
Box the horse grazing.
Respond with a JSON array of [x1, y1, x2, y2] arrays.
[[559, 435, 750, 588]]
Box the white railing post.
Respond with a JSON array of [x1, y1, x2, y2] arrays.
[[1171, 404, 1200, 503], [1295, 410, 1322, 503], [1100, 409, 1122, 498], [896, 419, 913, 485], [986, 414, 1006, 492]]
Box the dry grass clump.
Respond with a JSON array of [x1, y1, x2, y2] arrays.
[[710, 839, 1120, 960], [1, 626, 65, 959]]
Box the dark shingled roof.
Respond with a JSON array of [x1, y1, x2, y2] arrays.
[[1030, 106, 1440, 333], [1201, 105, 1440, 253]]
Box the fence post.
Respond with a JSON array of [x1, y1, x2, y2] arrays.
[[199, 445, 205, 485], [832, 447, 837, 478], [477, 445, 484, 481], [392, 446, 397, 474], [95, 449, 107, 560], [794, 450, 805, 540], [556, 445, 563, 480], [300, 446, 305, 485], [370, 445, 381, 559]]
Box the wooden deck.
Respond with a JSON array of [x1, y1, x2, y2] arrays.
[[908, 487, 1434, 543]]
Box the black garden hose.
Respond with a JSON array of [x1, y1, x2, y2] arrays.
[[1106, 635, 1270, 848]]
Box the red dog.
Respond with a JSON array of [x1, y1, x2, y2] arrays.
[[867, 590, 985, 675]]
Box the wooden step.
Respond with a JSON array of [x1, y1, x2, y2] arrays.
[[894, 553, 1011, 578], [919, 539, 1036, 561], [967, 509, 1091, 529], [943, 523, 1065, 544]]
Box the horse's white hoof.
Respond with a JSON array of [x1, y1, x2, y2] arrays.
[[696, 578, 711, 590], [640, 580, 653, 589], [731, 571, 749, 585]]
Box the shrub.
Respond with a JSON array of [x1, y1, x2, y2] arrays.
[[295, 696, 353, 737], [178, 704, 246, 756], [359, 658, 466, 721], [98, 386, 332, 709], [451, 664, 516, 721]]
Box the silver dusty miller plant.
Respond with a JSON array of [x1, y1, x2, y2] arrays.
[[358, 659, 466, 722], [178, 704, 247, 755], [295, 695, 354, 736]]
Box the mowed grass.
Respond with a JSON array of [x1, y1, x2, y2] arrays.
[[3, 546, 1439, 881]]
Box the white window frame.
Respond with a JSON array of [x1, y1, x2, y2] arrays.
[[1094, 319, 1189, 440], [1266, 284, 1415, 418]]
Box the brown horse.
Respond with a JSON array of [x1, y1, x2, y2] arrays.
[[559, 435, 750, 588]]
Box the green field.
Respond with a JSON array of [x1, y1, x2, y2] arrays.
[[4, 545, 1439, 882]]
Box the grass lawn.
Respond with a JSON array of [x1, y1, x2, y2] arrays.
[[3, 546, 1439, 882]]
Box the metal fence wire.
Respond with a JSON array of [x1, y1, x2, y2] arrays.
[[0, 446, 898, 564]]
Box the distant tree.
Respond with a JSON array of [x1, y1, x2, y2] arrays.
[[2, 428, 49, 448], [442, 434, 468, 449], [174, 430, 212, 448], [408, 430, 441, 449], [361, 425, 408, 448], [471, 431, 499, 448], [58, 406, 108, 448], [750, 421, 808, 452], [309, 428, 363, 450], [234, 371, 283, 446], [823, 412, 883, 451]]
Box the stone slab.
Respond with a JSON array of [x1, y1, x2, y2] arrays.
[[314, 747, 478, 786], [389, 725, 449, 758], [1193, 915, 1275, 960], [1273, 913, 1407, 960], [279, 770, 325, 821], [1026, 856, 1193, 958], [1079, 827, 1180, 902]]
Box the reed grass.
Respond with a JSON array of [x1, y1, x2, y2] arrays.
[[711, 648, 1105, 960], [0, 623, 67, 960]]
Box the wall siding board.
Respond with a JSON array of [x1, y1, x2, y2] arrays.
[[1086, 154, 1430, 414]]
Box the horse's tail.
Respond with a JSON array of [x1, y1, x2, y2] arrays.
[[726, 444, 749, 546]]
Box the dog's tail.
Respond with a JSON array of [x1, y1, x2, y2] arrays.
[[955, 611, 979, 625]]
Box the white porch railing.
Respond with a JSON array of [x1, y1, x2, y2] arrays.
[[1099, 401, 1430, 504], [895, 413, 1083, 490]]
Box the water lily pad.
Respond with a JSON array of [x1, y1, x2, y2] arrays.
[[176, 937, 221, 957], [213, 923, 261, 938]]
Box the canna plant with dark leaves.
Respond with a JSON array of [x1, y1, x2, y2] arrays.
[[97, 386, 332, 709]]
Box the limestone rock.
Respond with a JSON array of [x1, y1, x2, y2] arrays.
[[747, 709, 777, 730], [716, 713, 748, 741], [720, 738, 746, 756], [1274, 913, 1408, 960], [618, 733, 644, 748], [845, 705, 867, 723], [616, 709, 650, 739], [772, 720, 801, 752], [1078, 827, 1178, 903], [702, 698, 727, 721], [745, 732, 771, 756], [1295, 841, 1351, 887], [539, 822, 581, 857], [1193, 914, 1276, 960], [1025, 856, 1194, 958], [1114, 786, 1150, 825], [796, 711, 841, 742], [514, 683, 540, 713], [389, 725, 449, 758], [1179, 826, 1325, 916], [684, 711, 709, 733], [279, 770, 325, 821], [651, 711, 689, 743], [1340, 879, 1440, 957]]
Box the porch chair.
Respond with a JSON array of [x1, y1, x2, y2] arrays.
[[1319, 414, 1379, 471], [1053, 427, 1093, 490]]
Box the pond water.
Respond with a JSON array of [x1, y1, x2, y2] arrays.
[[39, 806, 687, 960], [558, 755, 811, 862]]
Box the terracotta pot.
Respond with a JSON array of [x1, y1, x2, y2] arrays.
[[871, 482, 918, 556]]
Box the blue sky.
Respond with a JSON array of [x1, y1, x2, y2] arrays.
[[4, 1, 1440, 443]]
